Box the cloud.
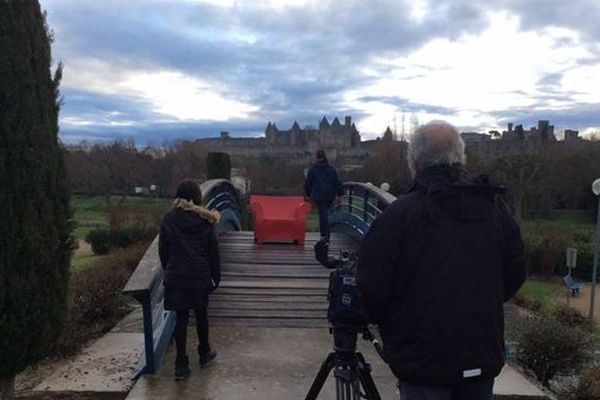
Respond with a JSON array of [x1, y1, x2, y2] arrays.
[[39, 0, 600, 143]]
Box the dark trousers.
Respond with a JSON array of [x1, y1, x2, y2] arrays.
[[316, 201, 332, 239], [399, 379, 494, 400], [174, 307, 210, 363]]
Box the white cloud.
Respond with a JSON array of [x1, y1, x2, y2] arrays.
[[120, 71, 259, 121], [346, 11, 597, 134]]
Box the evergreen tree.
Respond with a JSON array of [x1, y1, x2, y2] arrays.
[[206, 152, 232, 180], [0, 1, 72, 397]]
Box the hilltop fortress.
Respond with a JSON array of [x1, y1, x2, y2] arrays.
[[182, 116, 584, 163], [183, 116, 373, 162]]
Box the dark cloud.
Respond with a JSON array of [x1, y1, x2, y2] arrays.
[[491, 102, 600, 131], [39, 0, 600, 142]]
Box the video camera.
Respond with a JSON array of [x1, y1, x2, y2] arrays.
[[314, 238, 368, 329]]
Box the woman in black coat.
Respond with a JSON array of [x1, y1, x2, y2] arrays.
[[158, 179, 221, 380]]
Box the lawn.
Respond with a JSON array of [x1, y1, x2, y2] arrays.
[[521, 209, 595, 231], [71, 195, 171, 239], [516, 279, 563, 311]]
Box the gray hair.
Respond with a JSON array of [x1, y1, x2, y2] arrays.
[[407, 120, 465, 177]]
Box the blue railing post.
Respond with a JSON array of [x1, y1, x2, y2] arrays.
[[348, 186, 353, 213], [140, 295, 155, 374], [363, 190, 369, 222]]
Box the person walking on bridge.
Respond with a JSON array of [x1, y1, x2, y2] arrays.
[[159, 179, 221, 380], [357, 121, 525, 399], [304, 149, 343, 241]]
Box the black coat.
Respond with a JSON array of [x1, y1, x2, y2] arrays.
[[357, 164, 525, 385], [159, 207, 221, 311], [304, 159, 343, 203]]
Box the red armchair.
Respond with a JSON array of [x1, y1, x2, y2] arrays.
[[250, 195, 311, 245]]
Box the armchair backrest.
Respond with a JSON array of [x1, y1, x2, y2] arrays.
[[250, 195, 308, 219]]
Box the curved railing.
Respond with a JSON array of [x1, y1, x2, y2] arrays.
[[329, 182, 397, 241], [123, 179, 241, 378], [201, 179, 242, 234]]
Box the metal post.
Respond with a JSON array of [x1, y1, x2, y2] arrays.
[[589, 196, 600, 321], [363, 191, 369, 222], [140, 295, 156, 373]]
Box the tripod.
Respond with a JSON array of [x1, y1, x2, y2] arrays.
[[305, 327, 383, 400]]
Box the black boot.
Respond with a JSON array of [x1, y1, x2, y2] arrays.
[[174, 355, 191, 381], [198, 347, 217, 367]]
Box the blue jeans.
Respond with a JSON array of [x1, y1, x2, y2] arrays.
[[399, 379, 494, 400]]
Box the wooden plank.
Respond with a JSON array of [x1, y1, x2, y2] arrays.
[[210, 294, 326, 303], [208, 309, 325, 318], [213, 287, 326, 296], [210, 301, 327, 311], [219, 280, 328, 289], [209, 318, 327, 328]]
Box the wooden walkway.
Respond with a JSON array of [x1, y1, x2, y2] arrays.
[[209, 231, 357, 327]]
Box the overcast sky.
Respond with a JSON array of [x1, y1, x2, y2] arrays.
[[40, 0, 600, 143]]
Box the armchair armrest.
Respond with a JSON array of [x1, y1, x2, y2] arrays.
[[294, 201, 311, 219], [251, 201, 265, 224]]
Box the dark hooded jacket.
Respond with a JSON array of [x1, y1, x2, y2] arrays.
[[159, 207, 221, 310], [357, 164, 525, 385], [304, 159, 343, 203]]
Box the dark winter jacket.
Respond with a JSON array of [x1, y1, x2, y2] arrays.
[[304, 159, 343, 203], [357, 164, 525, 386], [159, 207, 221, 293]]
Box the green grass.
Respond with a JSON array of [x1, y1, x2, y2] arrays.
[[522, 210, 595, 230], [71, 195, 171, 239], [517, 279, 563, 311], [307, 210, 319, 232], [71, 254, 106, 271]]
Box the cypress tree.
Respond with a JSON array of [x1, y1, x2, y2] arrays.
[[206, 152, 232, 180], [0, 1, 72, 397]]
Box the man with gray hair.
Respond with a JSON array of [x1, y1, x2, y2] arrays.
[[357, 120, 525, 399]]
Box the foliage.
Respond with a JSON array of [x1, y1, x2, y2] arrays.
[[85, 229, 111, 255], [521, 220, 596, 279], [563, 366, 600, 400], [206, 152, 232, 180], [551, 305, 594, 332], [64, 140, 207, 198], [85, 225, 157, 255], [0, 0, 72, 381], [516, 316, 593, 386], [53, 244, 147, 355], [513, 279, 561, 312]]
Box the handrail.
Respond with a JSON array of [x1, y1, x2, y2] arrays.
[[329, 182, 397, 241], [123, 179, 241, 378]]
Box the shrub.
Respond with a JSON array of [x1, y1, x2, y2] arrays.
[[570, 366, 600, 399], [516, 316, 593, 386], [53, 243, 147, 355], [85, 228, 111, 255], [513, 293, 543, 313], [551, 305, 594, 332], [85, 225, 157, 254]]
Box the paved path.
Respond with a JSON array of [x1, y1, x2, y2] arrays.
[[126, 326, 547, 400], [555, 282, 600, 322]]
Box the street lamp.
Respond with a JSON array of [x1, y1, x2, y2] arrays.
[[589, 178, 600, 321]]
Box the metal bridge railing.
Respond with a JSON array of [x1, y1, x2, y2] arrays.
[[123, 179, 241, 378], [329, 182, 397, 241]]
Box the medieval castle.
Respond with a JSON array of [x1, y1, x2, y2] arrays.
[[182, 116, 583, 163], [185, 116, 372, 162]]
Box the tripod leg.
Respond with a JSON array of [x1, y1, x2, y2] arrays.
[[356, 353, 383, 400], [305, 353, 336, 400]]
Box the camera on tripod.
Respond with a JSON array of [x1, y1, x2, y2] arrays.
[[306, 238, 385, 400], [314, 238, 368, 329]]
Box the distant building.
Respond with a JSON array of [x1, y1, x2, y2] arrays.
[[185, 116, 371, 163], [461, 120, 582, 161]]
